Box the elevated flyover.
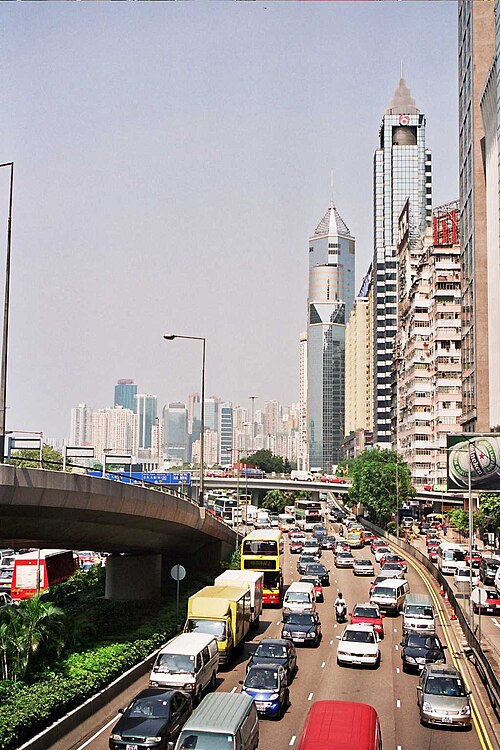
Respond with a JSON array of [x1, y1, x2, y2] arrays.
[[0, 465, 236, 599]]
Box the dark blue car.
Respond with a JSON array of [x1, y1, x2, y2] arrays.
[[242, 663, 289, 719]]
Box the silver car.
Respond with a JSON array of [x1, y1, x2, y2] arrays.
[[353, 559, 375, 576], [417, 665, 472, 728]]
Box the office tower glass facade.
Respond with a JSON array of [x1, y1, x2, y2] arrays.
[[135, 394, 157, 450], [163, 402, 188, 464], [307, 201, 355, 471], [114, 379, 137, 412], [373, 78, 431, 445], [219, 403, 233, 466]]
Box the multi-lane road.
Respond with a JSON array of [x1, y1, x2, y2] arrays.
[[47, 528, 497, 750]]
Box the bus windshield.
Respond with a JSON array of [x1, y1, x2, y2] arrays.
[[242, 540, 278, 555]]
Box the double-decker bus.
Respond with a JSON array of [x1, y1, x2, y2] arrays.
[[240, 529, 283, 605], [294, 500, 323, 532]]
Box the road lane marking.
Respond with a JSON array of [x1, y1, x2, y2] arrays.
[[308, 692, 314, 700], [76, 714, 121, 750], [329, 639, 333, 645], [289, 737, 296, 746], [395, 645, 399, 650], [396, 667, 400, 674], [394, 628, 397, 633], [491, 617, 500, 629], [396, 699, 401, 708], [321, 661, 325, 668], [231, 686, 237, 693]]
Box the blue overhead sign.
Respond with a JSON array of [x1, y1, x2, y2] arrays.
[[89, 471, 191, 486]]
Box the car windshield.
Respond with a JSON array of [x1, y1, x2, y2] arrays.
[[373, 587, 396, 597], [286, 613, 316, 625], [343, 630, 375, 643], [301, 578, 319, 586], [306, 566, 326, 574], [156, 654, 194, 674], [355, 560, 372, 566], [178, 732, 234, 750], [255, 643, 287, 659], [383, 563, 403, 570], [186, 619, 226, 639], [286, 592, 310, 603], [425, 676, 467, 697], [128, 696, 171, 719], [407, 634, 440, 649], [406, 605, 433, 618], [354, 606, 379, 618], [245, 668, 279, 690]]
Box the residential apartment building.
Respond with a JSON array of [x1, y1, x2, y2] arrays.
[[70, 403, 93, 446], [344, 269, 373, 440], [395, 202, 462, 486], [219, 402, 234, 466], [372, 77, 432, 446], [458, 0, 496, 431], [91, 406, 136, 463]]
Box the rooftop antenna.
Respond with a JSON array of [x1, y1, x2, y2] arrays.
[[400, 58, 404, 80], [330, 169, 334, 204]]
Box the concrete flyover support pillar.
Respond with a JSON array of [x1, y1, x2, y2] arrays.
[[105, 553, 162, 600]]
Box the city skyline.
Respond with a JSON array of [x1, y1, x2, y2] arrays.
[[1, 3, 458, 439]]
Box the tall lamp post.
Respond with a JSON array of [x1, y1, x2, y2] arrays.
[[164, 334, 206, 505], [0, 162, 14, 464]]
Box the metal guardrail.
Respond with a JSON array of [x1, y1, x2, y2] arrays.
[[362, 518, 500, 722]]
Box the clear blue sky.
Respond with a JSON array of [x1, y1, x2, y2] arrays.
[[0, 1, 458, 439]]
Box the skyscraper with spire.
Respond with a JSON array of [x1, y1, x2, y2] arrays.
[[372, 77, 432, 445], [306, 200, 355, 471]]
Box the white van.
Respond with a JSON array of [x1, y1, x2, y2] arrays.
[[149, 632, 219, 704], [402, 593, 436, 634], [370, 578, 409, 615], [175, 692, 259, 750], [291, 470, 313, 481], [283, 581, 316, 616]]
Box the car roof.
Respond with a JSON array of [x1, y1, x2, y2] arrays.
[[247, 661, 283, 670], [424, 664, 461, 677], [256, 638, 289, 646], [344, 623, 376, 631]]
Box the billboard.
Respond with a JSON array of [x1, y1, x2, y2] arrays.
[[447, 434, 500, 490]]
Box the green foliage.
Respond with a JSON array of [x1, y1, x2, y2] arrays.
[[262, 490, 287, 513], [476, 493, 500, 532], [220, 549, 241, 571], [348, 449, 414, 526], [241, 450, 284, 474], [10, 444, 69, 471], [447, 508, 470, 534]]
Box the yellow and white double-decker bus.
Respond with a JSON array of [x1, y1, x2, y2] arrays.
[[241, 528, 283, 606]]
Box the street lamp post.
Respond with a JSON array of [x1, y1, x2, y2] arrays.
[[0, 162, 14, 464], [164, 334, 206, 505]]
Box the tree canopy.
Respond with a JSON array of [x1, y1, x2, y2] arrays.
[[476, 493, 500, 533], [241, 449, 284, 474], [10, 445, 68, 471], [262, 489, 312, 514], [348, 449, 414, 525]]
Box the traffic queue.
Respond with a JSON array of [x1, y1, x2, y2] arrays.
[[107, 501, 474, 750]]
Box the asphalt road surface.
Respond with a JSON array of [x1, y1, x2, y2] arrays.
[[47, 533, 496, 750]]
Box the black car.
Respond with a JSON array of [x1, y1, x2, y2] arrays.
[[400, 632, 447, 674], [247, 638, 297, 681], [313, 526, 327, 539], [282, 611, 322, 647], [479, 557, 500, 585], [297, 554, 319, 574], [109, 688, 192, 750], [303, 563, 330, 586]]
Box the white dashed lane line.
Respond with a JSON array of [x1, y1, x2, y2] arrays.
[[396, 667, 400, 674], [395, 645, 399, 651], [321, 662, 326, 668], [329, 639, 333, 645], [396, 699, 401, 708], [76, 714, 121, 750], [289, 736, 296, 746], [308, 692, 314, 701]]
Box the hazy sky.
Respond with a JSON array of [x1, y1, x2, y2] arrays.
[[0, 1, 458, 439]]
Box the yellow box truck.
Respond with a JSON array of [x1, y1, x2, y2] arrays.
[[184, 585, 251, 665]]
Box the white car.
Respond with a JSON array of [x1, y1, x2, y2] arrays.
[[374, 546, 391, 563], [336, 624, 381, 668], [454, 566, 480, 589]]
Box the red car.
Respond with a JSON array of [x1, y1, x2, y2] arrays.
[[472, 588, 500, 615], [290, 541, 304, 554], [363, 531, 376, 544], [465, 552, 483, 569], [349, 602, 384, 638], [428, 548, 439, 563], [371, 539, 387, 553], [380, 553, 408, 572]]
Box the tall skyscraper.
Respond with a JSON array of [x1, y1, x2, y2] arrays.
[[219, 403, 234, 466], [163, 402, 188, 464], [344, 270, 373, 439], [298, 332, 308, 470], [372, 77, 432, 445], [306, 199, 355, 471], [91, 406, 136, 462], [70, 403, 93, 446], [114, 379, 137, 412], [458, 1, 496, 431], [135, 394, 157, 451]]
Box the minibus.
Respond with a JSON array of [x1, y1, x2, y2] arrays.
[[298, 700, 382, 750]]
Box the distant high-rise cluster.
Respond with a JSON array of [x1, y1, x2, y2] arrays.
[[69, 381, 301, 469]]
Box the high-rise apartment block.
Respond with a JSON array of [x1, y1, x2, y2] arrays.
[[394, 201, 462, 486], [219, 403, 234, 466], [92, 406, 136, 462], [70, 403, 93, 446], [114, 379, 137, 412], [458, 1, 496, 432], [306, 200, 355, 471], [372, 78, 432, 446], [344, 269, 373, 441]]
